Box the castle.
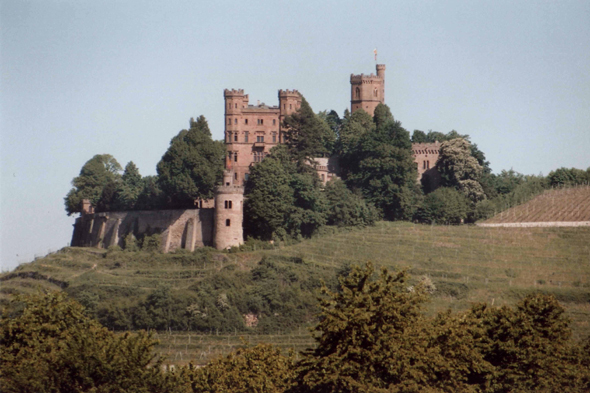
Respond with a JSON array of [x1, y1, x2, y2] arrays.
[[71, 63, 440, 252]]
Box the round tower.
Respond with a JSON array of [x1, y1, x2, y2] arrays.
[[214, 174, 244, 250]]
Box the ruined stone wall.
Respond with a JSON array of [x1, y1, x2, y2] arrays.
[[72, 208, 215, 253]]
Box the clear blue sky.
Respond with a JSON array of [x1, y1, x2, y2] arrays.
[[1, 0, 589, 271]]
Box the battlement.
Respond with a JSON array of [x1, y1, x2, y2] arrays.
[[216, 185, 245, 195], [350, 73, 382, 83], [224, 89, 245, 97], [279, 89, 300, 97], [412, 142, 441, 155]]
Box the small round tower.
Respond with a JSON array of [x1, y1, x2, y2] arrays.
[[214, 170, 244, 250]]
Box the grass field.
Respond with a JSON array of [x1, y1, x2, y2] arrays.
[[2, 222, 589, 365]]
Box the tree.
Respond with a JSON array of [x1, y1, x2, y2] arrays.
[[324, 179, 377, 227], [466, 294, 582, 392], [111, 161, 143, 210], [157, 116, 225, 208], [339, 104, 418, 220], [548, 167, 590, 187], [135, 175, 166, 210], [415, 187, 469, 224], [0, 292, 180, 393], [186, 343, 295, 393], [64, 154, 122, 215], [436, 138, 485, 203], [244, 145, 327, 240], [244, 147, 295, 240], [291, 263, 479, 393], [282, 96, 333, 164]]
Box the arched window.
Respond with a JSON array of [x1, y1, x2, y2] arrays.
[[374, 88, 378, 97], [226, 219, 231, 226], [355, 87, 360, 99]]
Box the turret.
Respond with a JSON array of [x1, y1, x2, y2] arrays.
[[214, 171, 244, 250]]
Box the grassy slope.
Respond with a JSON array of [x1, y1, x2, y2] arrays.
[[483, 186, 590, 223], [1, 222, 589, 365]]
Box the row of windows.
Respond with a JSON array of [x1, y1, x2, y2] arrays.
[[227, 118, 277, 126], [227, 102, 298, 110], [228, 151, 270, 163], [354, 87, 380, 99], [227, 132, 278, 143], [224, 200, 233, 209]]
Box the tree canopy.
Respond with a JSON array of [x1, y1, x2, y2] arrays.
[[64, 154, 122, 215], [0, 292, 179, 393], [156, 116, 225, 208], [338, 104, 419, 220]]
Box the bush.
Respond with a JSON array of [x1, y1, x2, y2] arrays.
[[415, 187, 469, 224]]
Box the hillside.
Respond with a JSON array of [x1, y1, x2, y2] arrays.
[[481, 186, 590, 225], [1, 222, 589, 365]]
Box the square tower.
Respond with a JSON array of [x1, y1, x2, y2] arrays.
[[350, 64, 386, 116]]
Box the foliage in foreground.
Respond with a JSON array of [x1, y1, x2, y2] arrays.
[[0, 292, 180, 393], [2, 264, 590, 392]]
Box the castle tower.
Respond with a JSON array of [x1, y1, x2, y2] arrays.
[[350, 64, 386, 116], [278, 89, 302, 142], [214, 170, 244, 250]]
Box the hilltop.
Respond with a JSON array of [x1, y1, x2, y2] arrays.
[[2, 222, 589, 365]]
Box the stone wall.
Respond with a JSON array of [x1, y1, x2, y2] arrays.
[[71, 208, 215, 252]]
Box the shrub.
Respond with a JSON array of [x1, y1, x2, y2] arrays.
[[415, 187, 469, 224]]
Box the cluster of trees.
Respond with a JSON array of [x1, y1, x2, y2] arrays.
[[3, 264, 590, 392], [65, 116, 224, 215]]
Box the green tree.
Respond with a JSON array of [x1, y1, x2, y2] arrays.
[[64, 154, 122, 215], [111, 161, 143, 210], [467, 294, 582, 392], [339, 104, 418, 220], [0, 292, 180, 393], [135, 175, 166, 210], [157, 116, 225, 208], [548, 167, 590, 187], [324, 179, 377, 227], [244, 145, 327, 240], [244, 147, 295, 240], [282, 96, 333, 164], [415, 187, 469, 224], [186, 343, 295, 393], [292, 263, 434, 393], [411, 129, 428, 143], [436, 138, 485, 203]]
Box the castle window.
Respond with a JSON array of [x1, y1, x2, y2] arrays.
[[234, 172, 238, 180], [228, 118, 231, 125], [245, 119, 248, 125], [273, 119, 276, 125], [257, 136, 264, 143], [224, 200, 233, 209], [228, 152, 233, 161], [427, 161, 430, 169], [355, 87, 360, 99], [283, 104, 286, 110], [227, 132, 232, 143], [234, 133, 238, 142], [374, 88, 378, 97], [245, 173, 249, 181], [272, 134, 276, 143], [257, 119, 263, 125], [321, 174, 325, 181], [234, 118, 237, 124], [289, 104, 292, 110], [234, 152, 238, 162], [235, 103, 237, 109], [423, 161, 426, 170], [244, 132, 249, 142], [226, 219, 231, 226]]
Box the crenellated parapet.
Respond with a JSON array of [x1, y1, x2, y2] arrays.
[[278, 89, 300, 97], [224, 88, 245, 97]]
